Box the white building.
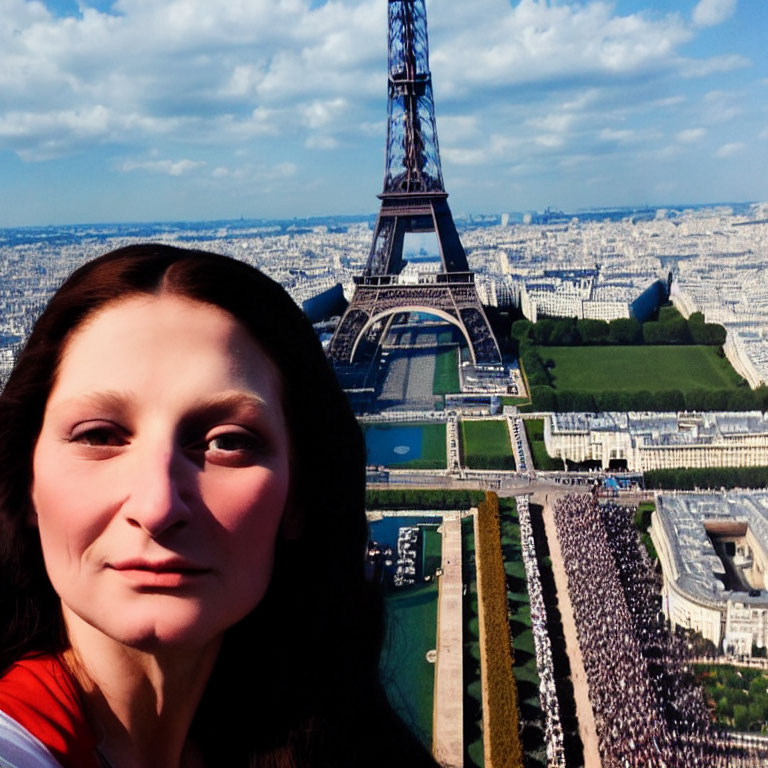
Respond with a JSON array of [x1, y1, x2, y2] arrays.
[[651, 491, 768, 654], [544, 411, 768, 471]]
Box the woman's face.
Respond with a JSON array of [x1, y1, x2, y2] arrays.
[[31, 294, 291, 652]]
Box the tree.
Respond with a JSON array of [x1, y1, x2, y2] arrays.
[[642, 321, 666, 345], [576, 318, 610, 345], [688, 313, 727, 345], [658, 305, 682, 322], [531, 386, 557, 411], [549, 317, 580, 346], [532, 318, 555, 345], [520, 342, 550, 387], [655, 389, 685, 411], [557, 390, 597, 412], [664, 317, 692, 344], [597, 390, 630, 411], [756, 385, 768, 411], [608, 317, 642, 345], [685, 389, 710, 411], [702, 390, 730, 410], [510, 319, 533, 342], [728, 389, 758, 411], [628, 390, 652, 410], [733, 704, 750, 731]]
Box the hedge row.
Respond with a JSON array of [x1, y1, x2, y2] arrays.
[[528, 385, 768, 413], [644, 466, 768, 490], [476, 492, 524, 768], [511, 308, 726, 348], [365, 488, 484, 510]]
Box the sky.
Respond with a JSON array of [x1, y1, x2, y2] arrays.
[[1, 0, 766, 226]]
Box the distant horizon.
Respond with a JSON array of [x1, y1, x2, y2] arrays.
[[1, 198, 765, 234]]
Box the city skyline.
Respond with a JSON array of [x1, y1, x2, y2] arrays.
[[1, 0, 766, 227]]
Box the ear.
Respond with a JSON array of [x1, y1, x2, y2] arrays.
[[279, 495, 304, 541]]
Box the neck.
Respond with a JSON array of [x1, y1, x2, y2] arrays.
[[62, 614, 221, 768]]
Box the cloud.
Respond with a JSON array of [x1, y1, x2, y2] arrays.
[[599, 128, 636, 143], [305, 135, 338, 150], [121, 158, 205, 175], [0, 0, 750, 168], [702, 90, 741, 123], [211, 161, 297, 180], [715, 142, 745, 158], [679, 53, 749, 78], [676, 128, 706, 143], [692, 0, 738, 27], [0, 0, 761, 223], [431, 0, 694, 98]]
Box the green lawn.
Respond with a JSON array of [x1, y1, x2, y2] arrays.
[[433, 347, 460, 395], [523, 418, 562, 471], [462, 517, 484, 767], [422, 527, 443, 577], [499, 499, 545, 767], [541, 345, 743, 393], [501, 395, 531, 407], [381, 582, 439, 750], [461, 420, 515, 470]]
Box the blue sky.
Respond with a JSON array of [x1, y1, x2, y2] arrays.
[[1, 0, 766, 226]]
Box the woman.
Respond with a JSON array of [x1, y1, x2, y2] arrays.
[[0, 244, 439, 767]]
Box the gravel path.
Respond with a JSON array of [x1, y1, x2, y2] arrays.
[[432, 513, 464, 768]]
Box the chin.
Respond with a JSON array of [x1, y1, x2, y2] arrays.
[[115, 611, 227, 652]]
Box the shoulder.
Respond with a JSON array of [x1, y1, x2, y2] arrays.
[[0, 710, 61, 768], [0, 657, 98, 768]]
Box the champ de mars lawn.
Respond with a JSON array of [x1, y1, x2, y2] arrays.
[[540, 345, 744, 393]]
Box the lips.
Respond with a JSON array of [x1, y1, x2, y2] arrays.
[[108, 558, 210, 588]]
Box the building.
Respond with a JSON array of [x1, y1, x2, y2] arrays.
[[651, 491, 768, 654], [519, 270, 665, 323], [543, 411, 768, 471]]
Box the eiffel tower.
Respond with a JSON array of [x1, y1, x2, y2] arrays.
[[328, 0, 501, 366]]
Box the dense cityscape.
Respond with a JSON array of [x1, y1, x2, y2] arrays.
[[3, 199, 768, 767], [2, 0, 767, 765], [3, 201, 767, 387]]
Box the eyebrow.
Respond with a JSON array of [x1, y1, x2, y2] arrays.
[[55, 390, 134, 414], [187, 391, 268, 419], [55, 390, 268, 419]]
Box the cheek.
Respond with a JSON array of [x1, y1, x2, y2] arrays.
[[201, 467, 291, 553], [31, 443, 114, 562]]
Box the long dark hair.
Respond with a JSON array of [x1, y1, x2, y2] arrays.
[[0, 244, 437, 767]]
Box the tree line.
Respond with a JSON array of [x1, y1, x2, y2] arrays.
[[525, 384, 768, 413], [365, 488, 484, 510], [511, 307, 727, 349], [475, 491, 524, 767], [644, 466, 768, 490]]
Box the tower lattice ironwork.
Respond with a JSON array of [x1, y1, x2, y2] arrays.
[[329, 0, 501, 365]]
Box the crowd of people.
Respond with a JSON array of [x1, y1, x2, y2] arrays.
[[517, 496, 567, 768], [377, 349, 435, 409], [554, 493, 768, 767]]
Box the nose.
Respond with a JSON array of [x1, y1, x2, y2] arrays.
[[121, 443, 193, 539]]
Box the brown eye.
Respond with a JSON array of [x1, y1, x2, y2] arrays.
[[207, 434, 260, 452], [70, 423, 128, 447]]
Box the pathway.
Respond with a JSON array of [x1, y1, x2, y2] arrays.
[[432, 512, 464, 768]]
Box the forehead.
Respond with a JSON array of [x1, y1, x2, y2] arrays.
[[49, 294, 282, 405]]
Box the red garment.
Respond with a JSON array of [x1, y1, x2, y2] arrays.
[[0, 655, 100, 768]]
